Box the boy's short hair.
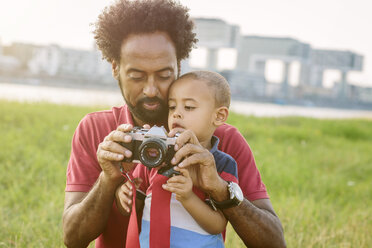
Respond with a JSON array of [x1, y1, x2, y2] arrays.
[[178, 71, 231, 108]]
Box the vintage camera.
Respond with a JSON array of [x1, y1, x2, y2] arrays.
[[119, 126, 178, 169]]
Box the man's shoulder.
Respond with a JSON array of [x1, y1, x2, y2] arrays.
[[79, 105, 130, 126], [214, 123, 247, 148], [215, 123, 238, 135], [84, 105, 124, 121], [74, 105, 132, 139]]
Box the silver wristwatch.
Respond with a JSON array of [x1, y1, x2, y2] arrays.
[[210, 181, 244, 210]]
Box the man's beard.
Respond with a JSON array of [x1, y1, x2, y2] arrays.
[[118, 79, 168, 125], [126, 96, 168, 125]]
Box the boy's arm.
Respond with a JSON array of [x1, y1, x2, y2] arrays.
[[180, 193, 227, 234], [163, 168, 227, 235], [169, 129, 286, 248]]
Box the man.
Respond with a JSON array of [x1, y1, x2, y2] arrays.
[[63, 0, 286, 247]]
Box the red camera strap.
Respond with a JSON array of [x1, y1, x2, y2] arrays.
[[122, 172, 171, 248], [122, 172, 140, 248], [150, 174, 172, 248]]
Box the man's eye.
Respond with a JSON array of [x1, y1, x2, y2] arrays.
[[128, 73, 145, 81], [169, 106, 176, 110], [159, 75, 171, 80], [158, 71, 172, 80], [130, 76, 144, 81]]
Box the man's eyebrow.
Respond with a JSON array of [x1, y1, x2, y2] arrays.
[[156, 67, 174, 73], [126, 67, 174, 73], [126, 68, 144, 73]]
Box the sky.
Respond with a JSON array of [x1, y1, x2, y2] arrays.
[[1, 0, 371, 87]]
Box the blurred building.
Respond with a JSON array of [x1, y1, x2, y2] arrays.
[[0, 39, 21, 73], [190, 17, 367, 105], [1, 42, 114, 87], [0, 18, 370, 107], [2, 42, 40, 71], [28, 45, 112, 82], [192, 18, 240, 71]]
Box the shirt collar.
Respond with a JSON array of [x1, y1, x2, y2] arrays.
[[209, 136, 220, 154]]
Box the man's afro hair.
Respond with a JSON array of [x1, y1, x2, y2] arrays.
[[93, 0, 197, 63]]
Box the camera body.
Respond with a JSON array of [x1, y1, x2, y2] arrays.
[[119, 126, 177, 168]]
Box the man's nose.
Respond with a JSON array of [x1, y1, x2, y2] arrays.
[[143, 77, 158, 98]]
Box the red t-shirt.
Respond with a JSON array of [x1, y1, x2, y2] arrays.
[[65, 105, 268, 247]]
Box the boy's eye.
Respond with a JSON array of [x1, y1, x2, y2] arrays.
[[169, 105, 176, 110], [185, 106, 195, 111]]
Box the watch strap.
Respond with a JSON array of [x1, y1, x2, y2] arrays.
[[210, 182, 243, 209]]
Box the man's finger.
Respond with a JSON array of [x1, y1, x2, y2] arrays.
[[171, 143, 205, 165], [104, 130, 132, 143], [99, 140, 128, 156], [98, 149, 124, 161], [178, 152, 213, 168], [117, 124, 133, 132], [175, 130, 200, 149], [142, 124, 151, 129]]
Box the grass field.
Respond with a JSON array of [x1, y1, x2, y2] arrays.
[[0, 100, 371, 247]]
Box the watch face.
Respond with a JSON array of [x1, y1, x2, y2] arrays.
[[231, 182, 244, 201]]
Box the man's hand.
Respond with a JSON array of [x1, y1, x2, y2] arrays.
[[97, 124, 149, 182], [168, 129, 224, 195], [115, 178, 143, 216]]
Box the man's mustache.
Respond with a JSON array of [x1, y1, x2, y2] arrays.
[[138, 97, 165, 105]]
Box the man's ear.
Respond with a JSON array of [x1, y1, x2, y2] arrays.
[[112, 60, 119, 80], [213, 106, 229, 127]]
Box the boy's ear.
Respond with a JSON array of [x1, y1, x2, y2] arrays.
[[112, 60, 119, 80], [213, 106, 229, 126]]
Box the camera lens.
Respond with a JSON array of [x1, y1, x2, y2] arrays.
[[138, 138, 167, 168]]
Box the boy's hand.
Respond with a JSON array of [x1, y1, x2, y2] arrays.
[[162, 168, 193, 203], [115, 177, 143, 216], [169, 130, 222, 195]]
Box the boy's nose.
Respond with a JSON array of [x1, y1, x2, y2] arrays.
[[173, 112, 182, 118]]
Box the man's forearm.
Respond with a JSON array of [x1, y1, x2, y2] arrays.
[[63, 173, 123, 248], [209, 180, 286, 248], [223, 199, 286, 248]]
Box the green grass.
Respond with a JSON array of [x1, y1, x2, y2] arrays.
[[0, 100, 371, 247]]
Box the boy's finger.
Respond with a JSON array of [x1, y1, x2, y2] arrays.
[[168, 128, 185, 138], [133, 177, 143, 188], [179, 168, 189, 178], [120, 198, 132, 213], [166, 175, 186, 184], [162, 184, 182, 194]]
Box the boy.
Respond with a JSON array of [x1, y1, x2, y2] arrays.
[[116, 71, 238, 247]]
